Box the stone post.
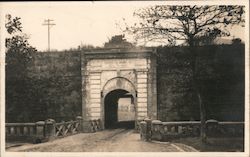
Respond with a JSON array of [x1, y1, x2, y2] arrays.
[[144, 118, 152, 141], [82, 120, 91, 133], [45, 119, 56, 140], [35, 121, 45, 143], [206, 119, 218, 137], [151, 120, 163, 141], [76, 116, 83, 132], [140, 121, 147, 141]]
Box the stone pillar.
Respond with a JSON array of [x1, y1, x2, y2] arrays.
[[76, 116, 83, 132], [144, 118, 152, 141], [88, 71, 102, 120], [150, 54, 157, 120], [81, 51, 88, 132], [84, 70, 102, 132], [35, 121, 45, 143], [206, 119, 218, 137], [82, 120, 91, 133], [45, 119, 56, 140], [151, 120, 163, 141], [137, 69, 148, 121], [145, 54, 158, 120], [140, 121, 147, 141]]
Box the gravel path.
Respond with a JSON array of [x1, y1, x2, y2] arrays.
[[6, 129, 197, 152]]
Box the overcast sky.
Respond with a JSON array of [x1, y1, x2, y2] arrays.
[[0, 2, 246, 51]]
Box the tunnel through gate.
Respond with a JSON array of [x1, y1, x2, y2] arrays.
[[104, 89, 135, 129]]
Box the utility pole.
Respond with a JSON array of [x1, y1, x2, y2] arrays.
[[42, 19, 56, 52]]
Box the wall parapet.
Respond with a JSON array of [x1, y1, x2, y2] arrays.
[[6, 116, 83, 143], [140, 119, 244, 142]]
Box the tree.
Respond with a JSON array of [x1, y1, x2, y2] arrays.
[[5, 14, 37, 77], [5, 14, 22, 35], [5, 14, 37, 122], [125, 5, 245, 142], [104, 34, 134, 48], [126, 5, 244, 46]]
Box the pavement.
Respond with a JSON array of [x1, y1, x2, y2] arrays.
[[6, 129, 198, 152]]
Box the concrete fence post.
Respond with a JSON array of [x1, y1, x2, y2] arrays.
[[35, 121, 45, 143], [82, 120, 91, 133], [45, 119, 56, 140], [140, 121, 147, 141], [76, 116, 83, 132], [206, 119, 219, 137], [144, 118, 152, 141], [151, 120, 163, 141]]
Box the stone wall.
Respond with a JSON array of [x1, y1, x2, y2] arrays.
[[6, 51, 82, 122], [157, 44, 245, 121], [29, 51, 82, 122], [140, 119, 244, 142]]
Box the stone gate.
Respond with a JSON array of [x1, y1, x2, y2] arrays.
[[81, 49, 157, 130], [6, 45, 244, 132]]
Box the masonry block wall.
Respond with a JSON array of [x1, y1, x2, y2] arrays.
[[6, 51, 82, 122], [157, 47, 195, 121], [157, 44, 245, 121], [30, 51, 82, 122]]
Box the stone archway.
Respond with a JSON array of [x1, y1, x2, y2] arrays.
[[102, 77, 137, 129], [81, 53, 157, 132]]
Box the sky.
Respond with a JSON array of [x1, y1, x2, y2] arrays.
[[0, 1, 246, 51]]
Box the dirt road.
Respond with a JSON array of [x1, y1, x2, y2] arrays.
[[6, 129, 197, 152]]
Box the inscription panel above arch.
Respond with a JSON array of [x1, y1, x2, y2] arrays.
[[86, 58, 149, 71]]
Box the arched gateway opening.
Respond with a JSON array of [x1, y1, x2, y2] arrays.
[[104, 89, 135, 129], [102, 77, 137, 129]]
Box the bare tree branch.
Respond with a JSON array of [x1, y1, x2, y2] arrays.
[[124, 5, 245, 46]]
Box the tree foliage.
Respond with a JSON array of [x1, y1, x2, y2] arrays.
[[5, 14, 37, 122], [104, 34, 134, 48], [5, 14, 37, 77], [126, 5, 245, 46], [5, 14, 22, 35]]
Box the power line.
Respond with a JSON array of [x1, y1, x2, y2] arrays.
[[42, 19, 56, 52]]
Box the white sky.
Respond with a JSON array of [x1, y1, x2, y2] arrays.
[[0, 2, 246, 51]]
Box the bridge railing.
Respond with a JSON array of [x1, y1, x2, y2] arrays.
[[151, 120, 201, 141], [89, 119, 102, 132], [140, 119, 244, 142], [54, 120, 82, 137], [6, 122, 37, 142], [82, 119, 103, 133], [6, 116, 84, 143]]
